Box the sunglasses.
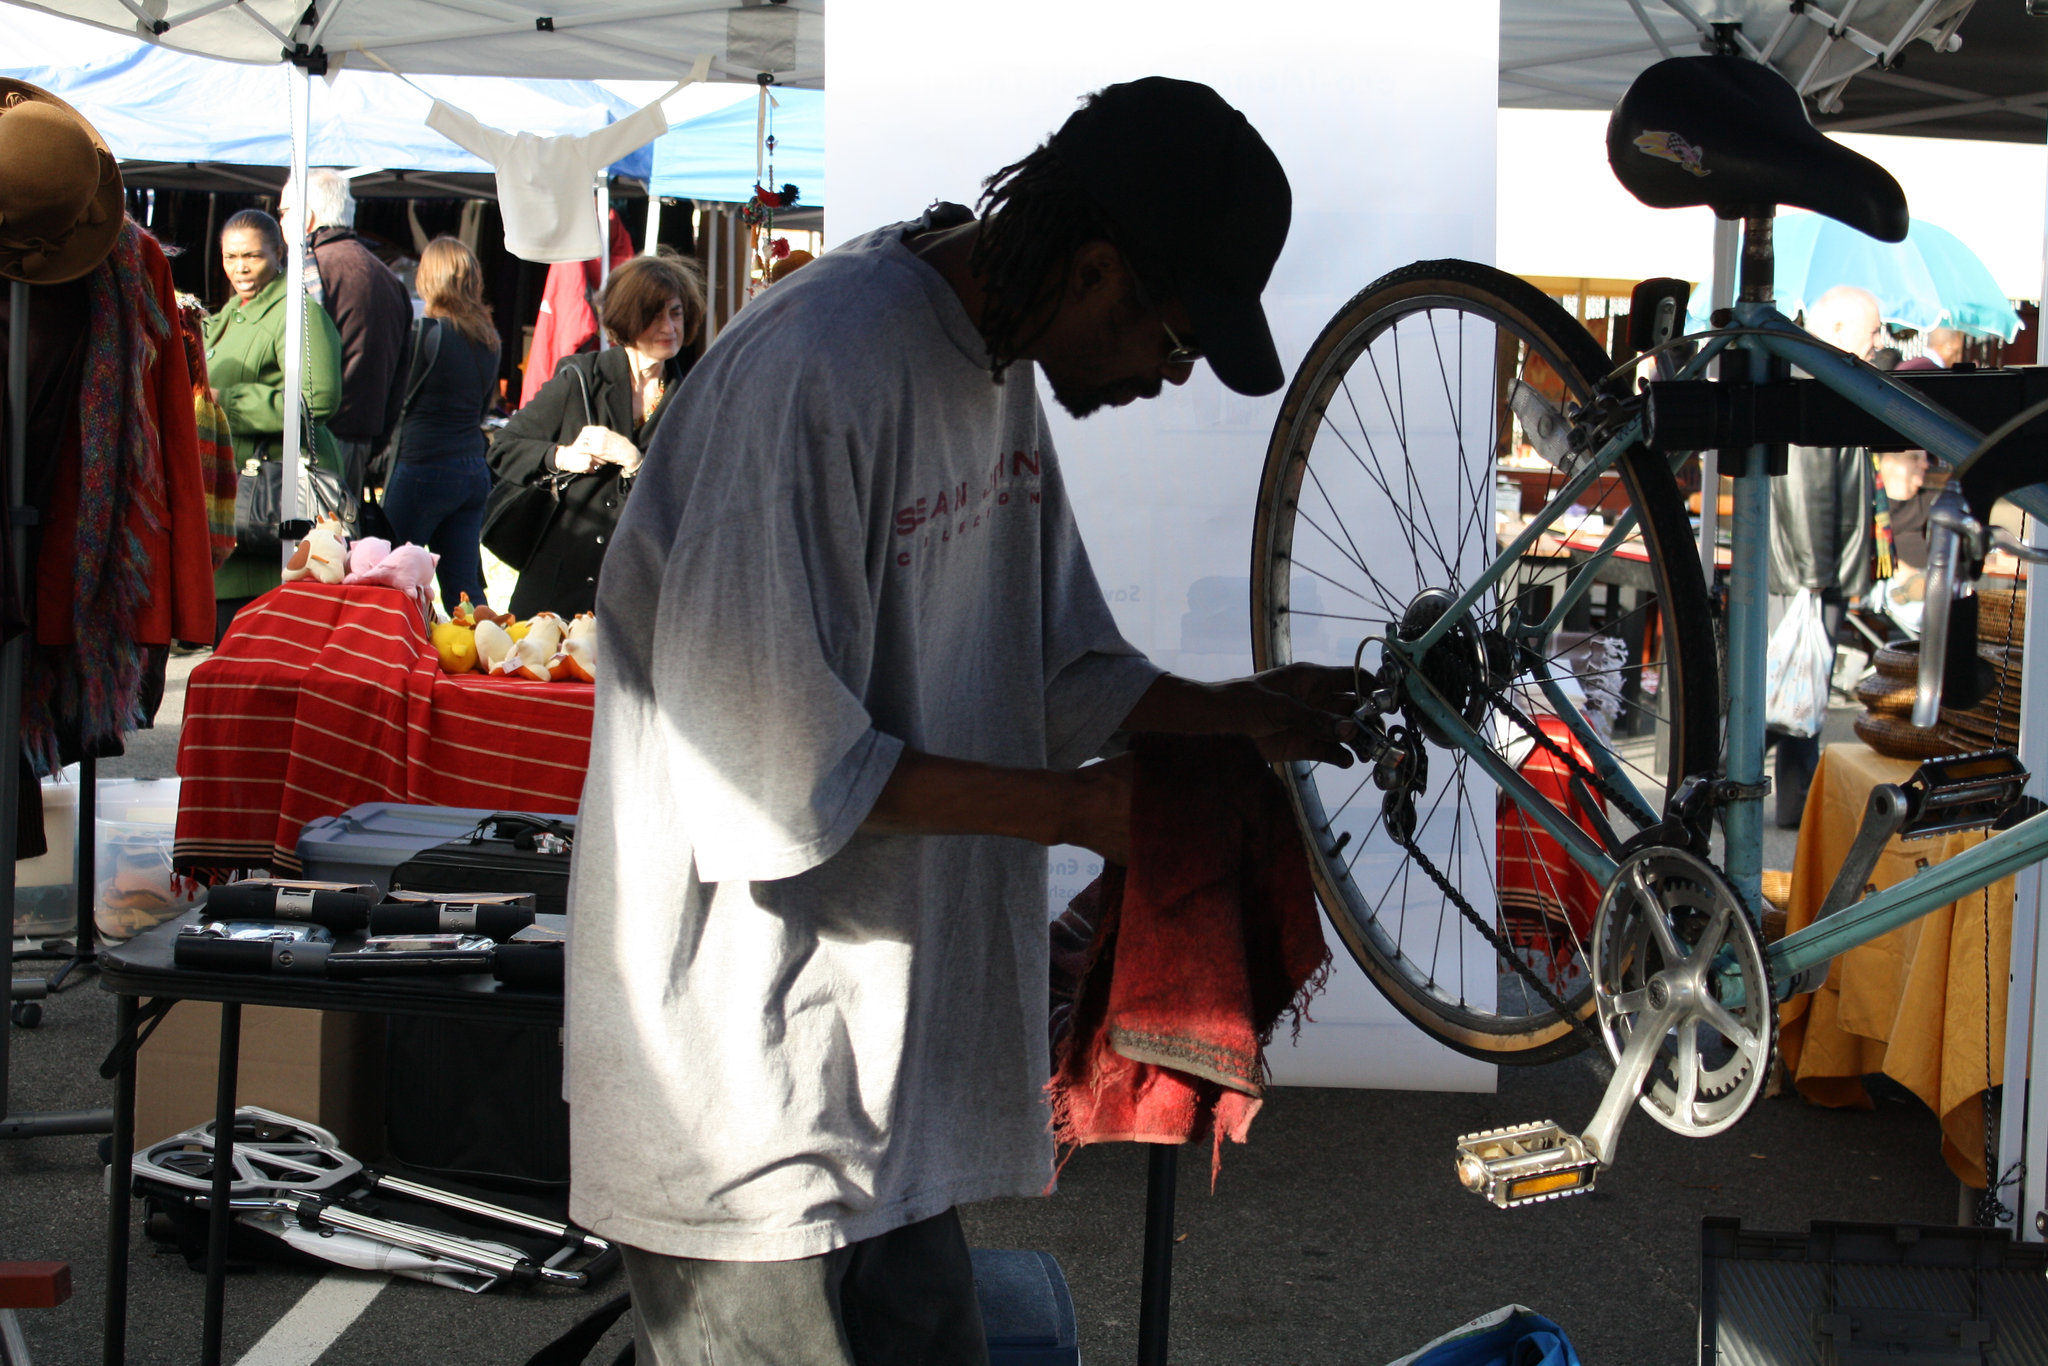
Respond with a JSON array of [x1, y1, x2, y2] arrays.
[[1161, 317, 1202, 367]]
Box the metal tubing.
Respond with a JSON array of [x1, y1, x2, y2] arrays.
[[1720, 221, 1780, 919], [0, 1107, 112, 1139], [1409, 424, 1641, 655], [2, 281, 26, 1127], [1769, 808, 2048, 985], [369, 1173, 608, 1253], [1532, 663, 1655, 823], [1136, 1143, 1178, 1366], [201, 1004, 241, 1366], [104, 994, 137, 1366], [1522, 508, 1642, 638], [1403, 680, 1619, 885]]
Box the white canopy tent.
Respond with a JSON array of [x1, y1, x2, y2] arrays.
[[1502, 0, 2048, 1240], [2, 0, 821, 546]]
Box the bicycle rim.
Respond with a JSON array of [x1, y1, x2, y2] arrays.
[[1251, 259, 1719, 1063]]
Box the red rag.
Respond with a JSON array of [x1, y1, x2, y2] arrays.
[[1047, 735, 1329, 1181]]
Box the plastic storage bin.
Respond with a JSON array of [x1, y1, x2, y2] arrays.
[[12, 773, 200, 942], [1699, 1217, 2048, 1364], [95, 779, 202, 940], [297, 803, 575, 896], [973, 1249, 1079, 1366], [14, 772, 79, 941]]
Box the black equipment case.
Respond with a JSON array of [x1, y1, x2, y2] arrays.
[[384, 812, 577, 1188]]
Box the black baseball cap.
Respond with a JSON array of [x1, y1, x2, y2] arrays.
[[1050, 77, 1291, 397]]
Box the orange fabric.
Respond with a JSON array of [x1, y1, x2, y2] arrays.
[[1496, 714, 1606, 991], [1777, 740, 2016, 1186], [1047, 736, 1327, 1178], [33, 231, 217, 648], [518, 210, 634, 408]]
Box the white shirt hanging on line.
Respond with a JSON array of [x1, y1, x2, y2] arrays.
[[427, 100, 669, 263]]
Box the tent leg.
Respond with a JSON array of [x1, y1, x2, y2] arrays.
[[645, 194, 664, 256], [280, 61, 310, 553], [1135, 1143, 1178, 1366]]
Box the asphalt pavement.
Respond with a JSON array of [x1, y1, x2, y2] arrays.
[[1, 688, 1970, 1365]]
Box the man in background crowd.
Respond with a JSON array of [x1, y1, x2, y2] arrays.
[[284, 168, 412, 498], [1897, 325, 1965, 371], [1769, 284, 1884, 825]]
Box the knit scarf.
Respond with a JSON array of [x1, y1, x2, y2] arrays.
[[23, 219, 166, 771], [178, 293, 239, 568]]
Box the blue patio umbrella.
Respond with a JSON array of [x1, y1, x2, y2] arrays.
[[1770, 211, 2021, 341]]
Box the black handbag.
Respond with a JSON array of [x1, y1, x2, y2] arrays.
[[234, 393, 359, 554], [482, 362, 593, 572], [233, 449, 360, 557]]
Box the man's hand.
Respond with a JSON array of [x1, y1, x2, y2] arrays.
[[1121, 665, 1359, 766], [1054, 753, 1132, 866]]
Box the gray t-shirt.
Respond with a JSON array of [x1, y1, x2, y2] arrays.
[[564, 215, 1161, 1261]]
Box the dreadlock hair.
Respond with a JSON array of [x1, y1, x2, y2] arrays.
[[968, 134, 1171, 383]]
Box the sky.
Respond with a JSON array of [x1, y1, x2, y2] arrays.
[[1498, 108, 2048, 302]]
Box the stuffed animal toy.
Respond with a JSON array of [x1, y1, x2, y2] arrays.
[[345, 537, 392, 578], [281, 515, 349, 585], [342, 542, 438, 594]]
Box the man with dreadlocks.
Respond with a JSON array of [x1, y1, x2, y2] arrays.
[[566, 78, 1352, 1363]]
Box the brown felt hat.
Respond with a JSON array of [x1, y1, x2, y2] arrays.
[[0, 80, 123, 285]]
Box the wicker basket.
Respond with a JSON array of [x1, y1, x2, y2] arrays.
[[1855, 672, 1916, 718], [1872, 642, 1920, 681], [1854, 710, 1967, 761]]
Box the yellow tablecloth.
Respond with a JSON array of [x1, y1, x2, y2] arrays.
[[1777, 741, 2016, 1185]]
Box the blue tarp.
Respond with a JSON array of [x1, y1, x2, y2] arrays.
[[650, 88, 823, 206], [0, 13, 654, 181]]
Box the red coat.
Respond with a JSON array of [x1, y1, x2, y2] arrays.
[[518, 210, 635, 408], [36, 229, 218, 648]]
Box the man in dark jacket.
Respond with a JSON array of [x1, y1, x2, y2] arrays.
[[285, 168, 413, 498], [1768, 284, 1883, 825]]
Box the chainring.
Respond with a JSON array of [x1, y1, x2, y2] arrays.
[[1590, 848, 1775, 1139]]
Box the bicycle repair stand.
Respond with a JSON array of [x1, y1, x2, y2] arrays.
[[1136, 1143, 1177, 1365], [2, 279, 113, 1143]]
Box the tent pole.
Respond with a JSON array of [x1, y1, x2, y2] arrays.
[[1699, 215, 1739, 580], [595, 179, 611, 352], [645, 195, 663, 256], [2012, 147, 2048, 1242], [280, 61, 310, 552]]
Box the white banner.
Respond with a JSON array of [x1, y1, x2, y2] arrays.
[[830, 0, 1501, 1091]]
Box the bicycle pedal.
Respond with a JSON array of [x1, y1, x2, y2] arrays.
[[1454, 1121, 1599, 1209], [1900, 750, 2029, 840]]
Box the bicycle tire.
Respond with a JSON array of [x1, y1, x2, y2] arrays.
[[1251, 259, 1720, 1064]]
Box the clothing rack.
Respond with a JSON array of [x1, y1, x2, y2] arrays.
[[0, 277, 114, 1142]]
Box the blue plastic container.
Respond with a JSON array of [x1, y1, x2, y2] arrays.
[[973, 1249, 1079, 1366]]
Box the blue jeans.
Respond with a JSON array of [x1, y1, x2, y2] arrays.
[[382, 454, 491, 611]]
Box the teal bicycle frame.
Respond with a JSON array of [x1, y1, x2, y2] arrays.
[[1382, 281, 2048, 1005]]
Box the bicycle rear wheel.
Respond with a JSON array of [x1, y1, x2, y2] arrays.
[[1251, 260, 1719, 1063]]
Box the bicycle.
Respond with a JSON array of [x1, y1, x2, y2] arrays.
[[1252, 53, 2048, 1208]]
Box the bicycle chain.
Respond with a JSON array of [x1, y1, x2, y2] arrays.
[[1480, 664, 1660, 831], [1386, 817, 1609, 1058]]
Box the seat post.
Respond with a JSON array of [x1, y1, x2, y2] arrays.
[[1738, 211, 1775, 304]]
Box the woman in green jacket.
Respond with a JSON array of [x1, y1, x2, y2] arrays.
[[202, 208, 347, 638]]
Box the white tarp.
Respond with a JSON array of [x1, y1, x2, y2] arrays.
[[832, 0, 1501, 1092], [5, 0, 821, 83]]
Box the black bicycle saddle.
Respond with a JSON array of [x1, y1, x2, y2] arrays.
[[1608, 56, 1908, 242]]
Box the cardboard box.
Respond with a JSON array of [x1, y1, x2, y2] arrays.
[[134, 1002, 385, 1156]]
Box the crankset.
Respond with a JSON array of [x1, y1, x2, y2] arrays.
[[1456, 847, 1774, 1209]]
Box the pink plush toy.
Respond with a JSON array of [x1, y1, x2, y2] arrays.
[[345, 537, 392, 578], [343, 542, 439, 593]]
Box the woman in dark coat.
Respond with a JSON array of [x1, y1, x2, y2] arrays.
[[489, 253, 705, 618]]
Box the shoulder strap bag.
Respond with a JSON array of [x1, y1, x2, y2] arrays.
[[233, 397, 362, 556], [481, 361, 592, 573]]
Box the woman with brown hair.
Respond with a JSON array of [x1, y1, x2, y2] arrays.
[[489, 252, 704, 618], [384, 235, 501, 608]]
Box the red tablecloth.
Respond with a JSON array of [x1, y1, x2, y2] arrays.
[[174, 584, 592, 875]]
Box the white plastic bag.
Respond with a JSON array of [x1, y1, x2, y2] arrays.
[[1766, 588, 1834, 738]]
